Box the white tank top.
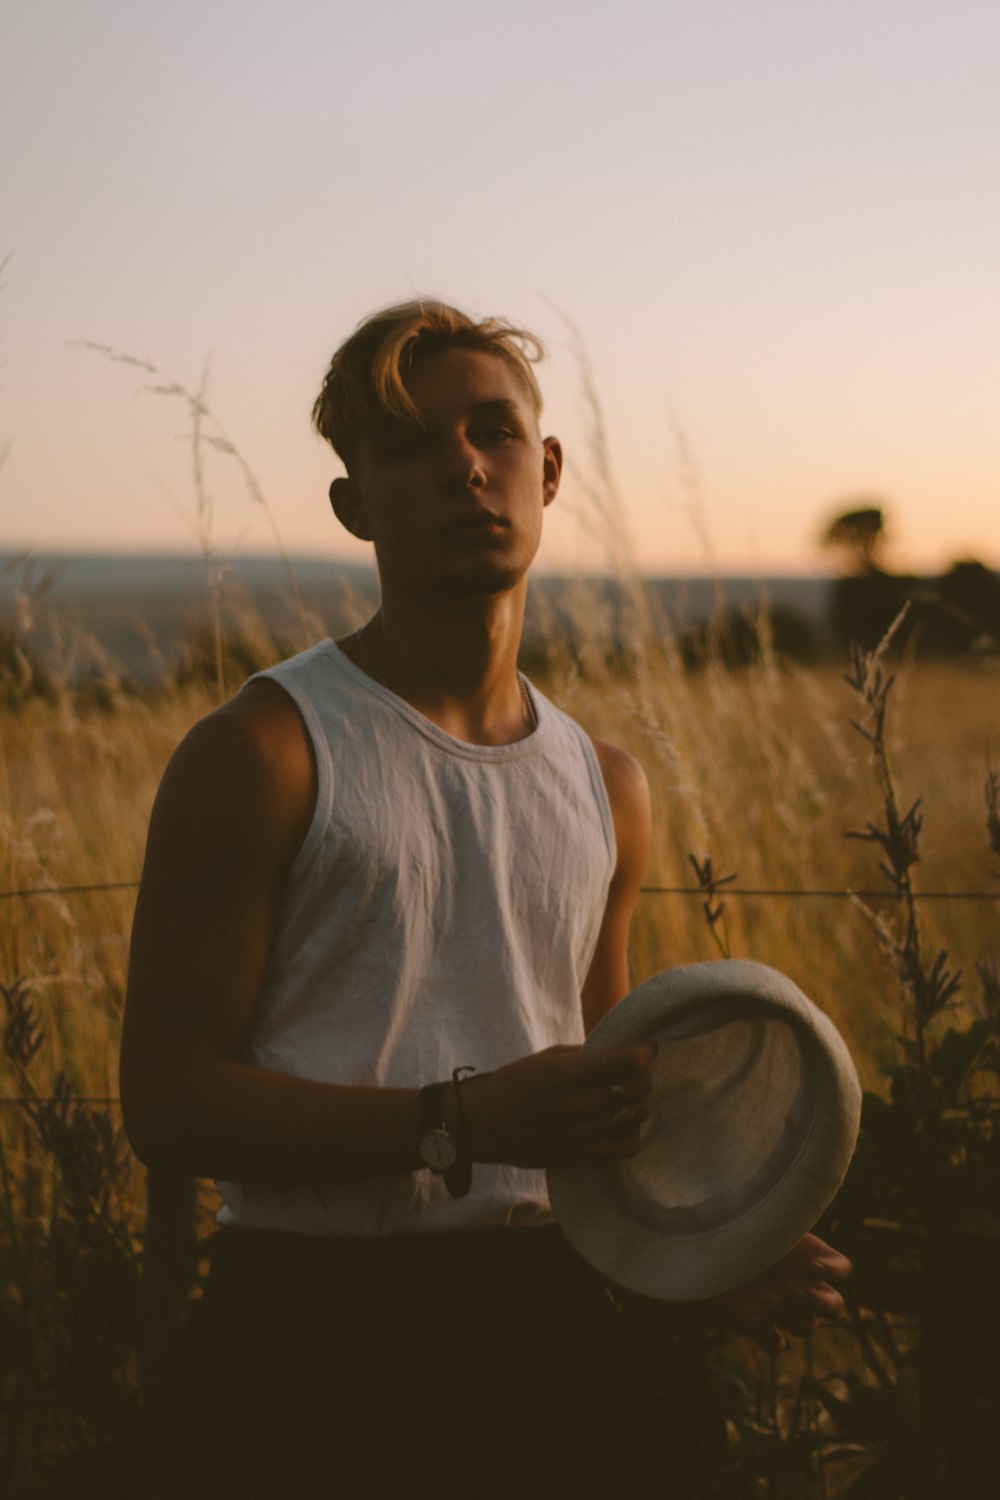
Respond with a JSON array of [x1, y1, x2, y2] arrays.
[[216, 640, 616, 1236]]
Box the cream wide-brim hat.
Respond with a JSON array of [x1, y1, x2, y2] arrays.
[[547, 959, 862, 1302]]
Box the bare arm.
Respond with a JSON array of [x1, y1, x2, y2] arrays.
[[580, 738, 652, 1030], [120, 680, 422, 1181], [120, 689, 654, 1182]]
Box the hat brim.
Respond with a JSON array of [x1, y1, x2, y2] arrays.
[[547, 959, 861, 1302]]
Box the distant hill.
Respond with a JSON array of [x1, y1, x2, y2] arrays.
[[0, 552, 834, 682]]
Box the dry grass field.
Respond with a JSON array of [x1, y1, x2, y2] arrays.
[[3, 616, 994, 1102], [2, 576, 998, 1496]]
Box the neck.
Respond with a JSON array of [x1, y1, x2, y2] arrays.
[[345, 583, 534, 746]]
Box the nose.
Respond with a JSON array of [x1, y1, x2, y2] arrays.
[[442, 433, 486, 491]]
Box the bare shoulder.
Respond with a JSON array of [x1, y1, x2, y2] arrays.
[[151, 676, 317, 877], [177, 675, 310, 759], [590, 738, 649, 807], [589, 738, 651, 883], [171, 676, 311, 774]]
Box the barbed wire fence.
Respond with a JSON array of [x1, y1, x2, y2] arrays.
[[2, 874, 997, 1108], [3, 879, 999, 905]]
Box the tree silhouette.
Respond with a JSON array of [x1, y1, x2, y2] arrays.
[[820, 503, 887, 575]]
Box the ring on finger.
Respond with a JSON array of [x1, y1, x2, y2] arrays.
[[610, 1082, 626, 1103]]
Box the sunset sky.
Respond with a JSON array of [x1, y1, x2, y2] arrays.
[[3, 1, 998, 576]]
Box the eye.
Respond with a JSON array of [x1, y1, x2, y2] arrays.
[[472, 424, 518, 446]]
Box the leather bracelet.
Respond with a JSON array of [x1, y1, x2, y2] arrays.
[[446, 1068, 474, 1198]]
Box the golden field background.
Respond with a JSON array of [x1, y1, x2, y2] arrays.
[[4, 341, 992, 1126], [2, 576, 998, 1497], [2, 611, 996, 1114], [2, 347, 997, 1495]]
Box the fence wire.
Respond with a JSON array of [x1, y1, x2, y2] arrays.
[[2, 874, 996, 1108], [1, 879, 997, 902]]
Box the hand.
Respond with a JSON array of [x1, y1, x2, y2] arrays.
[[708, 1233, 852, 1354], [462, 1041, 657, 1168]]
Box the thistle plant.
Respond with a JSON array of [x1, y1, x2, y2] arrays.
[[677, 624, 1000, 1498], [687, 852, 736, 958], [986, 761, 1000, 871], [842, 628, 962, 1092], [832, 628, 1000, 1497]]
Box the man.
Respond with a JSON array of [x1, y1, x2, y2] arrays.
[[121, 301, 848, 1498]]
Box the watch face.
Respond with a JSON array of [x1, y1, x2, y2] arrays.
[[419, 1127, 458, 1171]]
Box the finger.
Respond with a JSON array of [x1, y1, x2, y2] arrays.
[[538, 1092, 650, 1151], [573, 1073, 653, 1123], [808, 1253, 852, 1283], [609, 1103, 646, 1136], [800, 1281, 846, 1315], [579, 1124, 647, 1161], [578, 1041, 658, 1083], [776, 1273, 848, 1312], [792, 1235, 853, 1281], [575, 1098, 651, 1142], [772, 1280, 844, 1322]]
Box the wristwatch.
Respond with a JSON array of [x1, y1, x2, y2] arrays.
[[418, 1080, 471, 1197], [418, 1082, 459, 1173]]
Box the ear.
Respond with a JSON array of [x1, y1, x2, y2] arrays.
[[329, 477, 372, 541], [541, 437, 562, 508]]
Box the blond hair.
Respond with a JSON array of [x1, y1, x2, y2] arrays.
[[312, 299, 545, 470]]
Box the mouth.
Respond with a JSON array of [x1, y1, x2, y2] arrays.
[[445, 509, 509, 537]]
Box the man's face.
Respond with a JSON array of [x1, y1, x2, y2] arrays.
[[338, 347, 561, 600]]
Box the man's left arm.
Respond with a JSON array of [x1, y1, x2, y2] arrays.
[[582, 738, 652, 1033], [584, 737, 851, 1351]]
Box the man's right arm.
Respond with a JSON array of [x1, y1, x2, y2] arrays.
[[121, 679, 424, 1182], [120, 684, 653, 1183]]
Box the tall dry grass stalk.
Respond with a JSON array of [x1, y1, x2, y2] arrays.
[[76, 344, 325, 699]]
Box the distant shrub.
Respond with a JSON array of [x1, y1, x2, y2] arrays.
[[0, 628, 58, 710], [678, 605, 823, 670], [830, 561, 1000, 657]]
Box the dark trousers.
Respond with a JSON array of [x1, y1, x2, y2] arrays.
[[185, 1224, 639, 1499]]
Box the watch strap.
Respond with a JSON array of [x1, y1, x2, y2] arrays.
[[418, 1081, 449, 1139]]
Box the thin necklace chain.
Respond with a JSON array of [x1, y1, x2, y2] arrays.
[[353, 625, 537, 733]]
